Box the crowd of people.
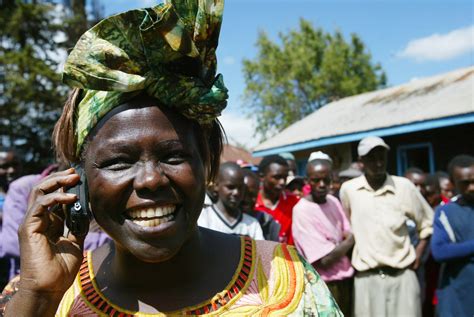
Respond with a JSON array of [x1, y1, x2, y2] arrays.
[[0, 1, 472, 316], [1, 119, 473, 317], [190, 135, 473, 317]]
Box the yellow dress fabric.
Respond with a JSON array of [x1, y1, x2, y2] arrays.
[[56, 237, 342, 316]]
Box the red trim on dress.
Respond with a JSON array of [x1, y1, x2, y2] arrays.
[[79, 237, 254, 316]]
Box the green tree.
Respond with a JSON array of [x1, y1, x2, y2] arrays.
[[243, 19, 386, 140], [63, 0, 104, 49], [0, 0, 102, 172], [0, 2, 67, 171], [63, 0, 88, 49]]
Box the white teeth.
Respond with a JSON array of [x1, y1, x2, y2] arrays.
[[127, 205, 176, 227], [156, 208, 164, 217], [147, 208, 154, 217], [135, 219, 146, 226], [130, 215, 174, 227]]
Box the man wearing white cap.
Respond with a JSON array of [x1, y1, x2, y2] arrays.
[[339, 136, 433, 317], [293, 151, 354, 315]]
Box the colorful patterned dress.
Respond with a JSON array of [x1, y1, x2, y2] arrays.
[[52, 237, 341, 316]]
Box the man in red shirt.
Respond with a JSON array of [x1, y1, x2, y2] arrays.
[[255, 155, 299, 244]]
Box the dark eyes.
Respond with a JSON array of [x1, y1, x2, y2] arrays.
[[310, 178, 331, 184], [161, 151, 190, 165], [99, 151, 190, 171], [99, 158, 133, 171]]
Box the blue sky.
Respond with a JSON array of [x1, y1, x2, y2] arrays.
[[101, 0, 473, 148]]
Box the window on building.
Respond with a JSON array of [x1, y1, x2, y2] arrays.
[[397, 142, 434, 175]]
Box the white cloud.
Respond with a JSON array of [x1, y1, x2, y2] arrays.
[[219, 112, 258, 149], [398, 25, 474, 61], [223, 56, 236, 65]]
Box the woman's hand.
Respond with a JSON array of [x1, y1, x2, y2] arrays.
[[17, 168, 85, 295]]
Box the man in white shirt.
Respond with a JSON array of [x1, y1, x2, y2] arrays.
[[198, 162, 264, 240], [340, 136, 433, 317]]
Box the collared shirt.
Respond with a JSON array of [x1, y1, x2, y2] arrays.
[[255, 191, 299, 245], [198, 204, 264, 240], [340, 174, 433, 271], [292, 195, 354, 282]]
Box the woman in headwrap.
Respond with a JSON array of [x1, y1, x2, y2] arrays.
[[3, 1, 341, 316]]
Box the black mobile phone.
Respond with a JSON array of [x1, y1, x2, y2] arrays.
[[65, 165, 91, 237]]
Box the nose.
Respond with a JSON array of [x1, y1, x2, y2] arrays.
[[318, 179, 326, 188], [133, 161, 168, 192], [468, 182, 474, 192], [233, 187, 243, 199]]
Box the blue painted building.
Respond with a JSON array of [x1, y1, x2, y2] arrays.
[[253, 67, 474, 175]]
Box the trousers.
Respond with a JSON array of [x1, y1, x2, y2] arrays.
[[354, 268, 421, 317]]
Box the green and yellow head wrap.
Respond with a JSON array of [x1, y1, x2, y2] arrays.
[[62, 0, 228, 154]]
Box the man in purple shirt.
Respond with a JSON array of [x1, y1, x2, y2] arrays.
[[0, 149, 22, 220], [0, 149, 22, 289]]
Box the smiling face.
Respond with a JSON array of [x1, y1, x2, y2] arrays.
[[84, 100, 206, 263]]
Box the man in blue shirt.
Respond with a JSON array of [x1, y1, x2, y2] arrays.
[[431, 154, 474, 317]]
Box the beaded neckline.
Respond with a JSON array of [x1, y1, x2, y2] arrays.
[[78, 236, 255, 316]]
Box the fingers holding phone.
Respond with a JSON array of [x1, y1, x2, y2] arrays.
[[18, 167, 86, 294], [65, 165, 91, 237], [24, 168, 78, 233]]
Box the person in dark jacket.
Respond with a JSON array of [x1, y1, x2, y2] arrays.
[[431, 155, 474, 317]]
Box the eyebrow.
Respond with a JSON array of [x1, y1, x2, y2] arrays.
[[98, 139, 186, 153], [110, 137, 182, 146]]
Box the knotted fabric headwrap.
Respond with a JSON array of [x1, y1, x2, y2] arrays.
[[62, 0, 228, 154]]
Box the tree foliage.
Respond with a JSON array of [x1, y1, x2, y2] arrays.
[[0, 2, 67, 171], [63, 0, 103, 49], [63, 0, 88, 49], [242, 19, 387, 140], [0, 0, 102, 172]]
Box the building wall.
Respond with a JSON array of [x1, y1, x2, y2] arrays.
[[347, 123, 474, 175], [293, 143, 352, 175], [382, 123, 474, 175], [291, 122, 474, 176]]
